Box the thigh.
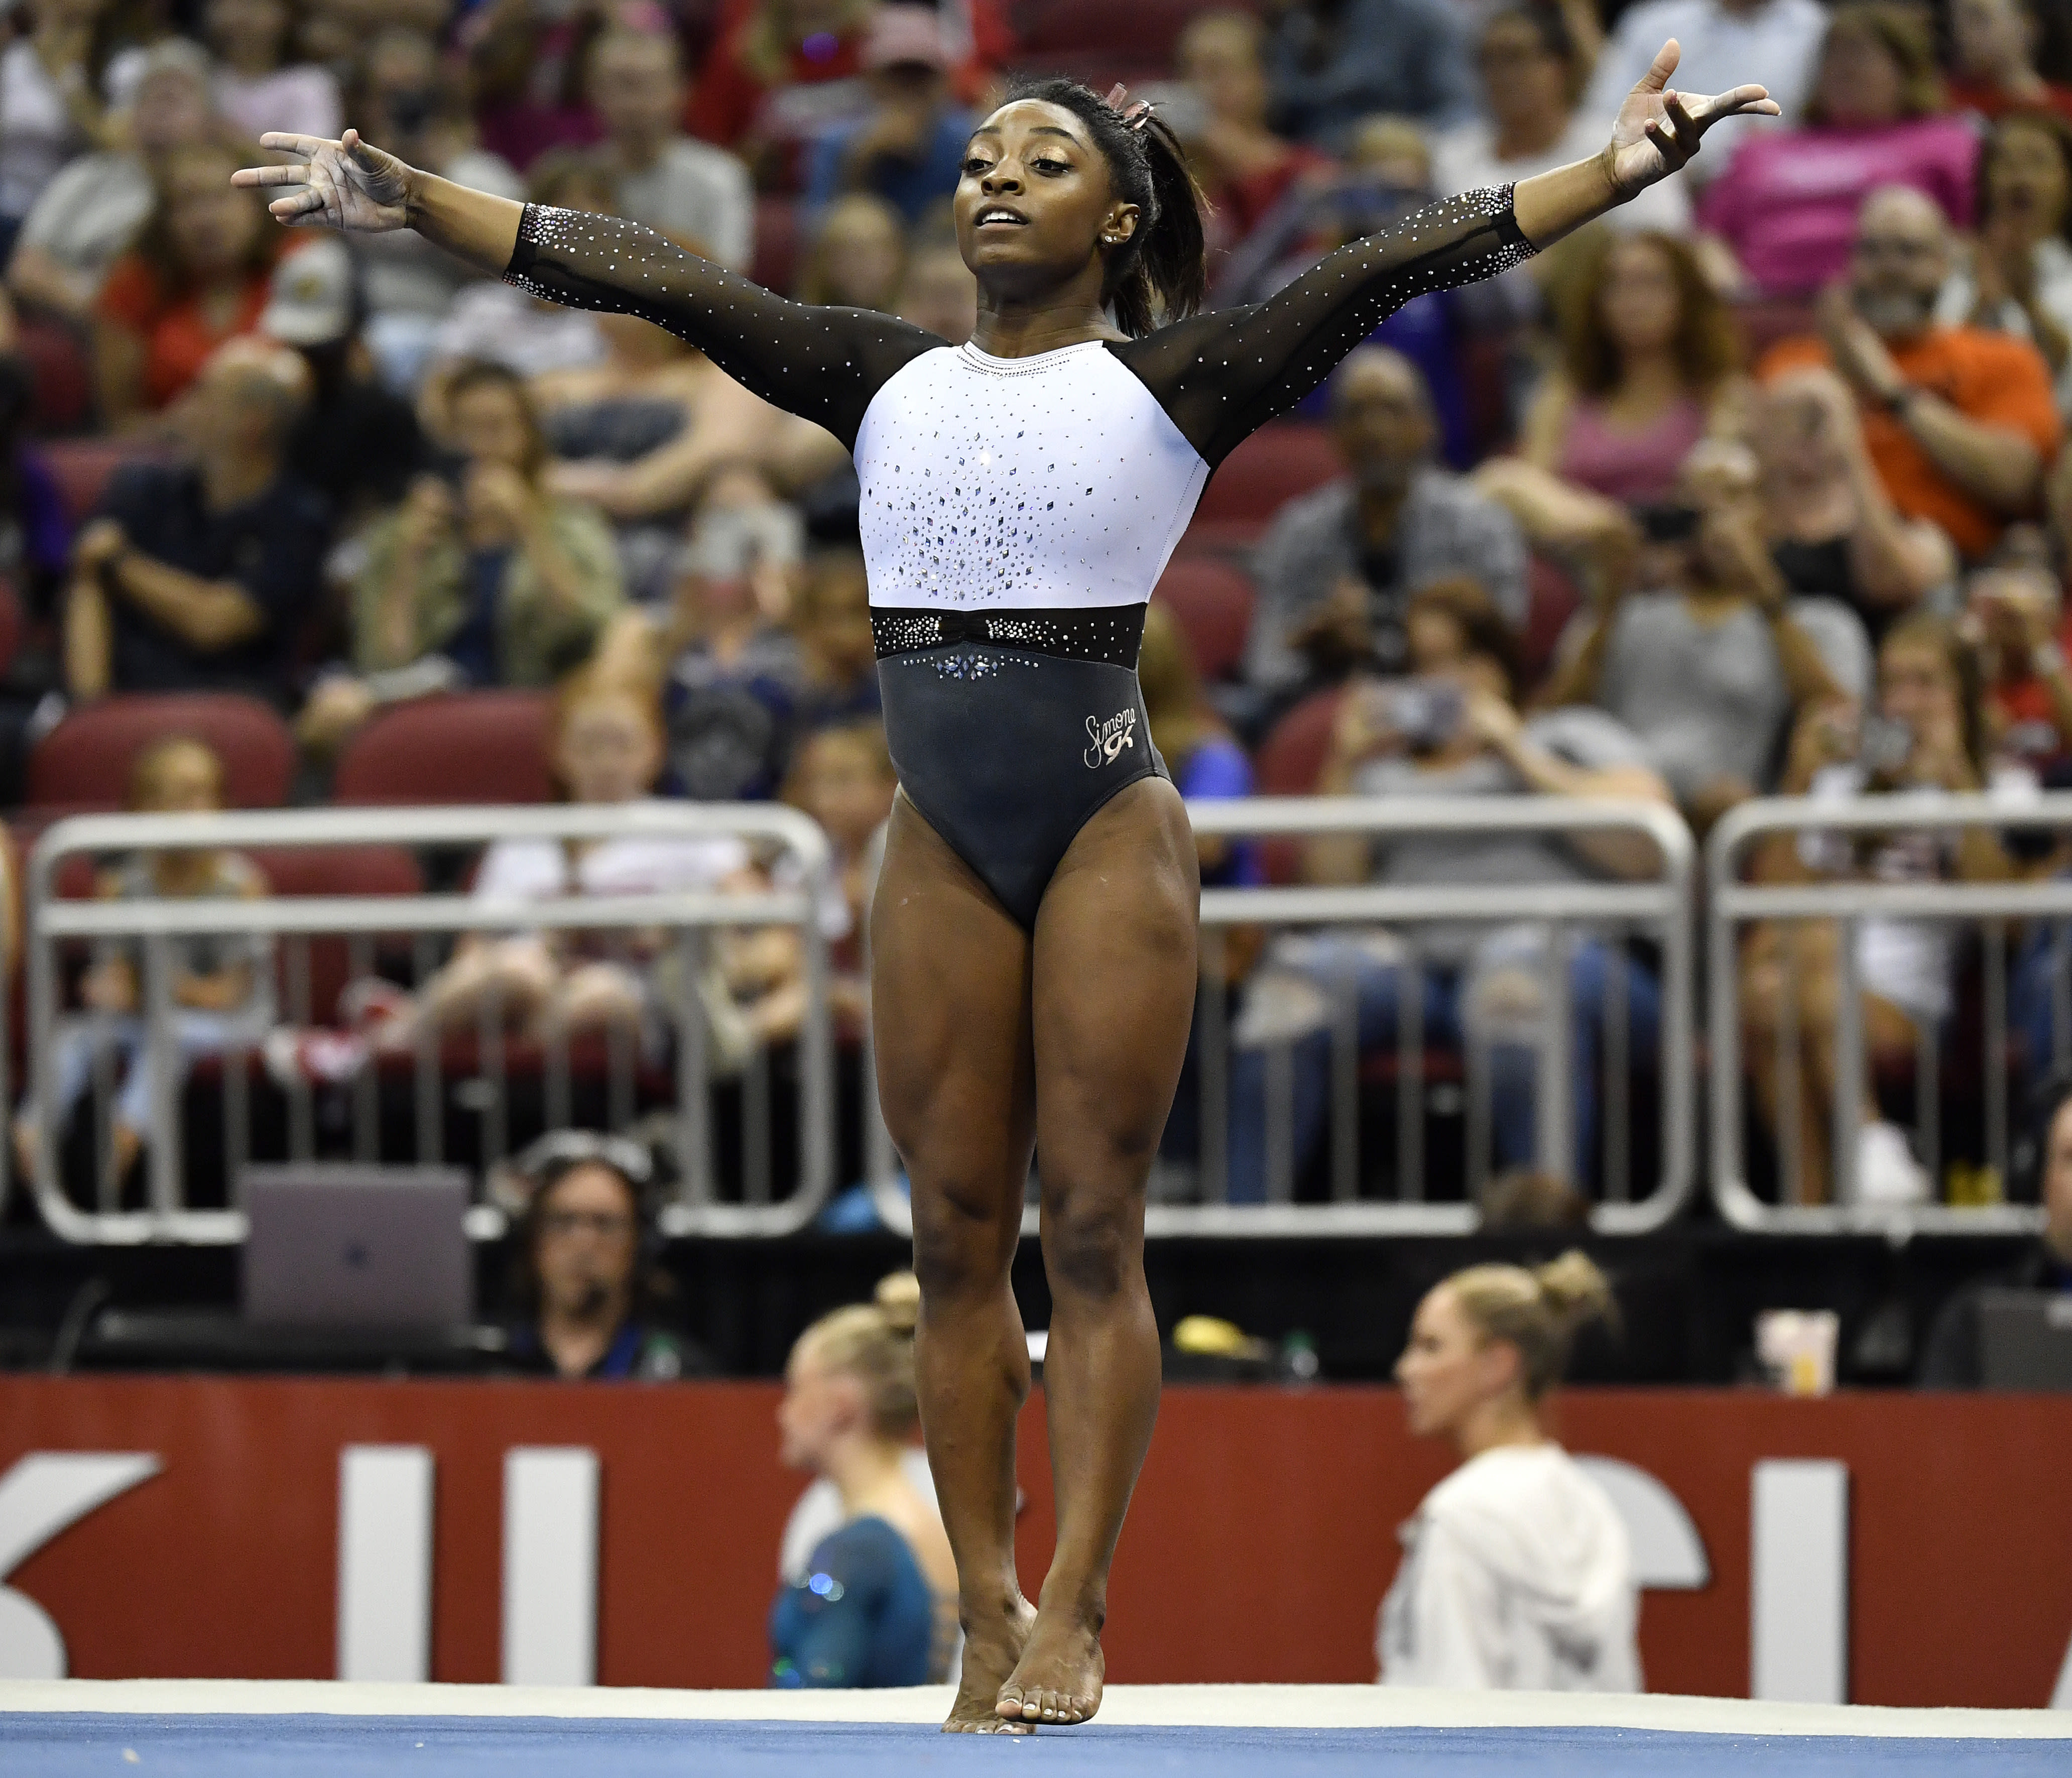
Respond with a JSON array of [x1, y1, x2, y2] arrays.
[[1030, 777, 1200, 1178], [870, 792, 1036, 1207]]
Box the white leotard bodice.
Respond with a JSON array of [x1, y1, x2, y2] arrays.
[[852, 339, 1209, 611]]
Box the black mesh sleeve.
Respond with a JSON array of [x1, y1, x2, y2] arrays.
[[504, 204, 943, 453], [1112, 186, 1537, 470]]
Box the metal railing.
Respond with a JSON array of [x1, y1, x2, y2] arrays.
[[24, 804, 835, 1244], [1708, 792, 2066, 1235], [867, 795, 1696, 1237]]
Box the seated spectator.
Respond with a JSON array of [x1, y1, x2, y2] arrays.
[[260, 236, 428, 530], [1541, 442, 1849, 832], [8, 39, 220, 326], [1697, 5, 1978, 296], [1946, 0, 2072, 124], [1920, 1080, 2072, 1383], [65, 340, 326, 704], [1741, 615, 2025, 1205], [588, 26, 752, 268], [803, 8, 970, 226], [891, 238, 977, 346], [303, 360, 621, 756], [464, 0, 605, 173], [1964, 559, 2072, 768], [689, 0, 878, 185], [791, 547, 879, 727], [1380, 1253, 1637, 1691], [534, 312, 786, 605], [1762, 186, 2060, 566], [1245, 346, 1527, 705], [798, 193, 907, 311], [1936, 112, 2072, 414], [1139, 602, 1261, 889], [14, 735, 272, 1195], [1173, 10, 1332, 258], [207, 0, 341, 144], [1433, 8, 1689, 238], [1581, 0, 1825, 192], [500, 1133, 710, 1380], [783, 718, 895, 1035], [1264, 0, 1478, 145], [0, 0, 148, 260], [1751, 365, 1956, 653], [771, 1272, 956, 1688], [1477, 229, 1743, 582], [94, 140, 292, 425]]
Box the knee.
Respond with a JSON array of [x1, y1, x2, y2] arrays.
[[1041, 1180, 1141, 1303], [909, 1170, 1017, 1302]]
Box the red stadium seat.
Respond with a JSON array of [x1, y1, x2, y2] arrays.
[[752, 198, 802, 296], [1183, 422, 1345, 552], [1153, 556, 1255, 681], [28, 694, 296, 810], [1522, 553, 1582, 692], [1016, 0, 1258, 79], [17, 315, 92, 436], [333, 691, 555, 806], [249, 845, 424, 1025], [1254, 686, 1345, 883]]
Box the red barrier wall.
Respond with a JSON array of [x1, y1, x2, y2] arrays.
[[3, 1379, 2069, 1705]]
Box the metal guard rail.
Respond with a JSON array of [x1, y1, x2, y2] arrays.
[[26, 803, 836, 1244], [1708, 791, 2067, 1236]]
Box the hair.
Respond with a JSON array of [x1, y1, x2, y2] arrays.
[[797, 1272, 922, 1439], [127, 734, 225, 811], [1138, 599, 1223, 768], [1979, 108, 2072, 244], [131, 141, 278, 301], [1177, 7, 1268, 65], [1479, 4, 1585, 104], [553, 658, 664, 750], [1479, 1168, 1593, 1231], [743, 0, 875, 82], [1556, 228, 1741, 400], [1405, 577, 1523, 703], [1445, 1250, 1617, 1400], [1806, 3, 1945, 123], [1880, 611, 1989, 776], [442, 358, 550, 482], [509, 1148, 676, 1322], [999, 76, 1209, 338], [590, 23, 682, 83]]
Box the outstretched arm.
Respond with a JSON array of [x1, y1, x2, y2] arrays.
[[232, 133, 939, 451]]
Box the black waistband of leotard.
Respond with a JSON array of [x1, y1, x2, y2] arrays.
[[871, 604, 1144, 669]]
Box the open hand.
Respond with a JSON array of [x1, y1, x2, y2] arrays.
[[1606, 41, 1779, 196], [230, 129, 413, 232]]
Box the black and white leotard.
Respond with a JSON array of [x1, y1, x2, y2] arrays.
[[506, 189, 1536, 925]]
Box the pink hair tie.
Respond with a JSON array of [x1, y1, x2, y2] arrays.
[[1102, 83, 1157, 130]]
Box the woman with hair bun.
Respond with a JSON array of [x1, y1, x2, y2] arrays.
[[1380, 1251, 1640, 1692], [771, 1273, 958, 1690], [236, 50, 1772, 1728]]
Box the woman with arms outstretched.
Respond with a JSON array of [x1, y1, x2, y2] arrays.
[[235, 49, 1771, 1731]]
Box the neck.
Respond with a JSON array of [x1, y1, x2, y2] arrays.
[[226, 47, 276, 77], [1493, 109, 1566, 160], [540, 1285, 630, 1376], [152, 849, 217, 893], [613, 128, 666, 173], [1356, 476, 1414, 537], [200, 445, 274, 512], [1453, 1392, 1545, 1462], [823, 1434, 906, 1516], [969, 276, 1120, 358], [1613, 350, 1684, 402]]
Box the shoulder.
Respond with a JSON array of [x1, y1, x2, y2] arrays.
[[96, 254, 164, 323], [1422, 1445, 1607, 1533], [663, 137, 749, 185], [1266, 477, 1357, 537], [809, 1515, 917, 1583], [1408, 465, 1512, 527], [1525, 704, 1651, 768]]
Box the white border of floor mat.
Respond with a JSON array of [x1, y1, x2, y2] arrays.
[[1, 1682, 2066, 1740]]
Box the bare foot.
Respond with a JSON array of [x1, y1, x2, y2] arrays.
[[995, 1602, 1104, 1727], [943, 1592, 1037, 1734]]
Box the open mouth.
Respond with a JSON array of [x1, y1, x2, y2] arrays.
[[974, 207, 1029, 228]]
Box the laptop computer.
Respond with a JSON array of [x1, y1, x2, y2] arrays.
[[1978, 1287, 2072, 1390], [241, 1165, 474, 1330]]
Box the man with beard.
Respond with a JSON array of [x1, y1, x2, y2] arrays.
[[1762, 184, 2059, 563]]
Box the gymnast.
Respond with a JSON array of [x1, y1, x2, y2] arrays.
[[233, 48, 1772, 1731]]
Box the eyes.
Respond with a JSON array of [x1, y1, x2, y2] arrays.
[[961, 153, 1073, 177]]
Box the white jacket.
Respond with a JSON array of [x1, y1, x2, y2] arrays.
[[1377, 1444, 1640, 1693]]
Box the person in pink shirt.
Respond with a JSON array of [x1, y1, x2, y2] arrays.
[[1699, 3, 1979, 295]]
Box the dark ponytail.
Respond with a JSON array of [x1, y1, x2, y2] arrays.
[[1003, 75, 1209, 337]]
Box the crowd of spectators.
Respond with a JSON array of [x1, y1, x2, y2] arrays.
[[14, 0, 2072, 1219]]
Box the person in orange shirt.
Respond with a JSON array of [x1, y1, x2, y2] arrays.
[[1759, 184, 2059, 562]]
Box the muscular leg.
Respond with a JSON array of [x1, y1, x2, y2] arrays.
[[997, 778, 1199, 1725], [870, 793, 1039, 1733]]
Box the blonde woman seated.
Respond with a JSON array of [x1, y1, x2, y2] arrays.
[[772, 1273, 957, 1688], [1381, 1252, 1638, 1692]]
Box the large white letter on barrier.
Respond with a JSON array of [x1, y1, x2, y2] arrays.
[[0, 1452, 161, 1679], [1573, 1456, 1710, 1589], [502, 1448, 598, 1687], [337, 1446, 435, 1682], [1752, 1459, 1850, 1703]]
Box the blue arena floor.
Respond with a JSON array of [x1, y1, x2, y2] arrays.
[[5, 1714, 2068, 1777]]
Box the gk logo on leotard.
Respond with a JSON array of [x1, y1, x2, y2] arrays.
[[1084, 708, 1137, 769]]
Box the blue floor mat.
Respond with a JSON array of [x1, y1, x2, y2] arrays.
[[2, 1715, 2064, 1777]]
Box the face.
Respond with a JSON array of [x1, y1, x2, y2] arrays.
[[1756, 383, 1843, 486], [794, 733, 895, 850], [533, 1163, 639, 1322], [1406, 608, 1467, 676], [777, 1339, 865, 1473], [207, 0, 289, 64], [1477, 15, 1570, 128], [1330, 353, 1432, 490], [895, 246, 978, 345], [1952, 0, 2030, 75], [1849, 195, 1948, 341], [591, 38, 683, 144], [2044, 1098, 2072, 1254], [956, 100, 1136, 303], [1177, 19, 1269, 129], [368, 32, 438, 118], [137, 745, 224, 813], [1683, 445, 1765, 583], [818, 202, 905, 309], [130, 71, 211, 153], [1599, 238, 1682, 360], [801, 558, 875, 674], [165, 157, 261, 277], [449, 380, 533, 472], [1815, 26, 1907, 127], [1878, 635, 1961, 733], [186, 360, 293, 459], [1395, 1285, 1520, 1438], [556, 695, 661, 804], [1987, 118, 2071, 236]]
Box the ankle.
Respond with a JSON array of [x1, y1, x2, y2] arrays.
[[1035, 1581, 1106, 1634], [959, 1582, 1030, 1637]]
